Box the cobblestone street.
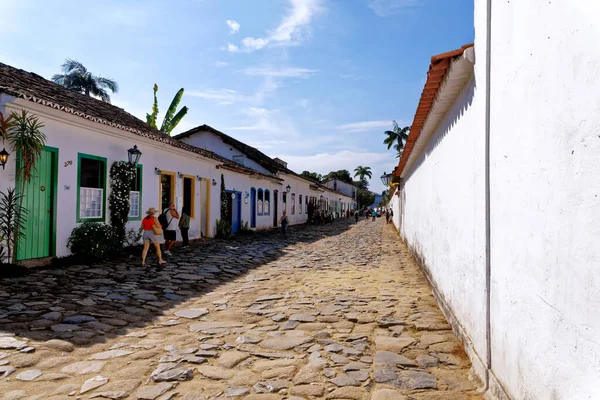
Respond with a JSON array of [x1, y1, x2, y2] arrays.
[[0, 219, 482, 400]]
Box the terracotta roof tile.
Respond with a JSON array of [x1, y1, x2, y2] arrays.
[[395, 43, 473, 178]]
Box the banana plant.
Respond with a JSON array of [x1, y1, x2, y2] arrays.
[[146, 84, 189, 135]]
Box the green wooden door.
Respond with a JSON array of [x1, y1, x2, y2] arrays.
[[16, 147, 57, 260]]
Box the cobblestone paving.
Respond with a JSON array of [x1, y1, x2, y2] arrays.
[[0, 219, 482, 400]]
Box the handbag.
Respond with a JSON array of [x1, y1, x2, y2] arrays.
[[152, 223, 163, 236]]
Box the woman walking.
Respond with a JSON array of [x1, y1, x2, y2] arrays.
[[280, 211, 289, 236], [141, 207, 166, 266]]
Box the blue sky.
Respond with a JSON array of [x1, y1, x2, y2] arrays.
[[2, 0, 473, 192]]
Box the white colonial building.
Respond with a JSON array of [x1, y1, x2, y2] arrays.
[[388, 1, 600, 399], [0, 62, 354, 261]]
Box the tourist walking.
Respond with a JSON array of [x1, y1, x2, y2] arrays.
[[385, 209, 390, 224], [389, 209, 394, 224], [280, 211, 289, 236], [161, 201, 179, 255], [354, 210, 359, 223], [179, 207, 190, 248], [372, 210, 377, 221], [141, 207, 166, 266]]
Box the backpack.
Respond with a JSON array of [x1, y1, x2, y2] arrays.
[[158, 209, 171, 229]]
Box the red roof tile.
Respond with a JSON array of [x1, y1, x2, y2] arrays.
[[395, 43, 474, 178]]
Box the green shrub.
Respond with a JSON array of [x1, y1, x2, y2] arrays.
[[67, 222, 118, 261], [239, 220, 253, 235], [215, 219, 232, 239]]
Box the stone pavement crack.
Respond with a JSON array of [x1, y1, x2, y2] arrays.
[[0, 219, 482, 399]]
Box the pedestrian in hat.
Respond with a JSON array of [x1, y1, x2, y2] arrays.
[[141, 207, 166, 266]]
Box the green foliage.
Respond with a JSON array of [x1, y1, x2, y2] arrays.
[[301, 171, 323, 182], [383, 120, 410, 158], [9, 110, 47, 185], [239, 220, 253, 235], [125, 228, 143, 247], [353, 166, 372, 181], [146, 84, 189, 134], [215, 219, 232, 239], [324, 169, 353, 184], [0, 111, 16, 141], [0, 188, 26, 262], [220, 174, 228, 220], [356, 189, 375, 210], [67, 222, 118, 261], [108, 161, 136, 245], [146, 84, 159, 128], [52, 59, 118, 103], [7, 110, 47, 262]]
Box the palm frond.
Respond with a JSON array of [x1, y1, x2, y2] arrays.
[[95, 76, 118, 93], [61, 59, 87, 75], [160, 88, 185, 132], [0, 111, 16, 141], [51, 74, 65, 85]]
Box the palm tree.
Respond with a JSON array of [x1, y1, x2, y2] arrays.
[[146, 84, 189, 135], [354, 166, 372, 181], [384, 120, 410, 157], [52, 59, 118, 103]]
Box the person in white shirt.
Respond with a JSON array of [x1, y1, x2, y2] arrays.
[[162, 201, 179, 256]]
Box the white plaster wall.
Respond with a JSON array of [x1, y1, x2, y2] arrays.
[[401, 73, 488, 375], [488, 1, 600, 398], [1, 100, 221, 257], [180, 132, 273, 175]]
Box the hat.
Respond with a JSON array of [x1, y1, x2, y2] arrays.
[[146, 207, 158, 215]]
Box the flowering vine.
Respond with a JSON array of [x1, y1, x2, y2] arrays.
[[109, 161, 136, 244]]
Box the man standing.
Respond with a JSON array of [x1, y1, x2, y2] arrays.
[[162, 201, 179, 256]]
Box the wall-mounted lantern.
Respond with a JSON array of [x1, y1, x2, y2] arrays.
[[286, 185, 291, 193], [155, 167, 162, 175], [231, 192, 236, 200], [380, 172, 392, 186], [127, 145, 142, 165], [177, 171, 184, 178], [0, 148, 9, 170], [212, 179, 217, 186], [196, 175, 203, 181]]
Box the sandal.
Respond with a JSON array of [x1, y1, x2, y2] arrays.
[[158, 261, 167, 265]]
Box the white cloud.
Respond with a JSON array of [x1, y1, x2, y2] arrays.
[[215, 61, 230, 67], [231, 107, 298, 136], [226, 19, 240, 34], [367, 0, 422, 17], [187, 88, 254, 104], [336, 120, 392, 133], [227, 0, 323, 53], [242, 66, 317, 78], [278, 150, 398, 193]]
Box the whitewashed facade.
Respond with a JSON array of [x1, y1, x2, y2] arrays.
[[390, 2, 600, 399]]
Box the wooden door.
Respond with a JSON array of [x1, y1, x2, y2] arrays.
[[17, 147, 58, 260]]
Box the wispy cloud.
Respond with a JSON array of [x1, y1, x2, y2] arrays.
[[336, 120, 392, 133], [187, 89, 253, 105], [242, 66, 317, 78], [231, 107, 298, 137], [215, 61, 230, 67], [226, 19, 240, 34], [279, 150, 398, 192], [367, 0, 422, 17], [228, 0, 323, 53]]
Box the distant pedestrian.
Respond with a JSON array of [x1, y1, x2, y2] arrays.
[[385, 210, 390, 224], [141, 207, 166, 266], [390, 209, 394, 223], [280, 211, 289, 235], [162, 201, 179, 256], [179, 207, 191, 248], [354, 210, 359, 223], [372, 210, 376, 221]]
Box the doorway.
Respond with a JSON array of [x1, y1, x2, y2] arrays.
[[250, 187, 256, 228], [16, 146, 58, 260], [226, 190, 242, 233], [273, 190, 279, 227], [160, 172, 175, 211]]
